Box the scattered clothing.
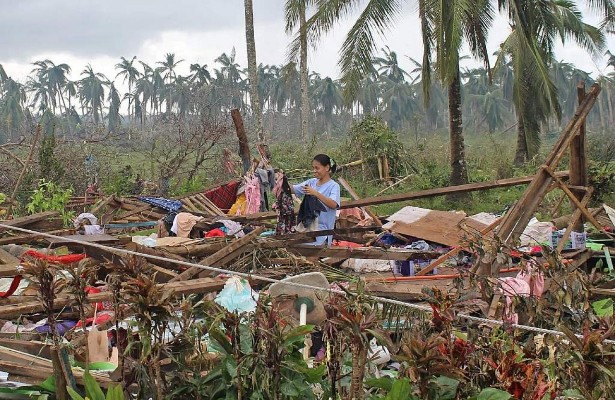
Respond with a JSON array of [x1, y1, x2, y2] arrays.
[[297, 195, 327, 230], [171, 213, 204, 238], [405, 240, 432, 252], [74, 213, 104, 235], [294, 178, 341, 246], [205, 228, 226, 238], [0, 276, 24, 298], [137, 196, 183, 213], [35, 320, 78, 336], [218, 219, 245, 237]]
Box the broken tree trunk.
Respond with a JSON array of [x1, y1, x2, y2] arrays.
[[231, 108, 251, 173]]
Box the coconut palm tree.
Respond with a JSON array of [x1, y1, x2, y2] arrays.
[[285, 0, 313, 139], [495, 0, 606, 165], [107, 82, 122, 133], [607, 50, 615, 70], [298, 0, 494, 186], [115, 56, 140, 121], [30, 60, 71, 115], [189, 63, 212, 87], [157, 53, 184, 114], [374, 46, 410, 83], [312, 76, 342, 133], [244, 0, 264, 141], [78, 65, 109, 124], [215, 49, 245, 109], [0, 76, 30, 142]]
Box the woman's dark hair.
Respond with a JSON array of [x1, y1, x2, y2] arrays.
[[313, 154, 337, 174]]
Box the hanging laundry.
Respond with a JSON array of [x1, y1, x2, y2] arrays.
[[244, 175, 261, 215], [204, 180, 240, 211], [229, 193, 248, 216], [273, 174, 296, 235], [255, 168, 275, 212]]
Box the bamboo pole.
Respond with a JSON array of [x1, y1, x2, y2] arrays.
[[6, 125, 41, 217]]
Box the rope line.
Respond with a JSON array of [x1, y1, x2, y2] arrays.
[[0, 222, 613, 345]]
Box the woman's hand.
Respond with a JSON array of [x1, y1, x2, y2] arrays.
[[303, 185, 319, 197]]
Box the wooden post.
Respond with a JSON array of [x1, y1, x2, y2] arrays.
[[231, 109, 251, 173], [6, 125, 41, 217], [569, 81, 587, 232]]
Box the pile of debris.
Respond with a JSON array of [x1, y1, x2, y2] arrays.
[[0, 83, 612, 393]]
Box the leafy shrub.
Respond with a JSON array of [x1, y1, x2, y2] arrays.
[[26, 178, 74, 226]]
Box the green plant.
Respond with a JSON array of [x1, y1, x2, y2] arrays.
[[67, 371, 124, 400], [38, 133, 65, 183], [26, 178, 74, 226]]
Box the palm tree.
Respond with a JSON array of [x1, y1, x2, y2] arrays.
[[297, 0, 493, 186], [115, 56, 140, 120], [30, 60, 71, 115], [244, 0, 264, 141], [78, 65, 109, 124], [0, 75, 30, 142], [189, 63, 212, 87], [312, 76, 342, 133], [607, 50, 615, 70], [157, 53, 184, 114], [215, 49, 245, 109], [374, 46, 409, 83], [285, 0, 313, 139], [495, 0, 605, 165]]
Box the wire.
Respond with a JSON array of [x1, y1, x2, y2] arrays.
[[1, 222, 613, 345]]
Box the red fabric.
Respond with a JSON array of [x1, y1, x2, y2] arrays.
[[75, 312, 113, 329], [333, 240, 362, 248], [23, 250, 87, 265], [0, 276, 23, 298], [204, 180, 240, 211], [206, 228, 226, 238]]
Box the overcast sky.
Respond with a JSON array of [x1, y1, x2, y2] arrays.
[[1, 0, 614, 90]]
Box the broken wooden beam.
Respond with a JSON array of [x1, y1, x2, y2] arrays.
[[339, 172, 569, 209], [171, 226, 266, 281], [0, 211, 60, 234], [287, 244, 438, 261], [338, 177, 382, 227]]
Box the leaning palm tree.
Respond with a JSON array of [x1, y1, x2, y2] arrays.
[[244, 0, 265, 141], [607, 50, 615, 70], [293, 0, 494, 186], [495, 0, 606, 165], [30, 60, 71, 115]]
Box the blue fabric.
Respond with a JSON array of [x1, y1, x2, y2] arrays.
[[138, 196, 182, 212], [293, 178, 341, 245]]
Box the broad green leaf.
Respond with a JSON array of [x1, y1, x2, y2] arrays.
[[66, 386, 85, 400], [39, 376, 57, 393], [477, 388, 513, 400], [431, 376, 459, 400], [106, 384, 124, 400], [365, 376, 395, 391], [84, 371, 106, 400], [592, 298, 614, 317], [385, 378, 415, 400]]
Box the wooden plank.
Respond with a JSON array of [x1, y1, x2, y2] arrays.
[[0, 211, 60, 233], [90, 195, 115, 215], [416, 217, 502, 276], [388, 211, 487, 247], [0, 339, 53, 359], [287, 244, 438, 261], [125, 242, 190, 271], [0, 229, 72, 246], [339, 172, 568, 209], [338, 178, 382, 227], [45, 234, 119, 246], [170, 226, 266, 281]]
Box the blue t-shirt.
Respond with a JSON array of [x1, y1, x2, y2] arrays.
[[293, 178, 341, 245]]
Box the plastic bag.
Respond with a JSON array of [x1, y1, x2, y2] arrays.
[[215, 276, 258, 313]]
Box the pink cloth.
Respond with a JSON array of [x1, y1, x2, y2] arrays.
[[497, 263, 545, 324], [244, 176, 261, 215]]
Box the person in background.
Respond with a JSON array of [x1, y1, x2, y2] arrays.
[[292, 154, 341, 246]]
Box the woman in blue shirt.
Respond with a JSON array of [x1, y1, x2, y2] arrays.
[[292, 154, 341, 246]]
